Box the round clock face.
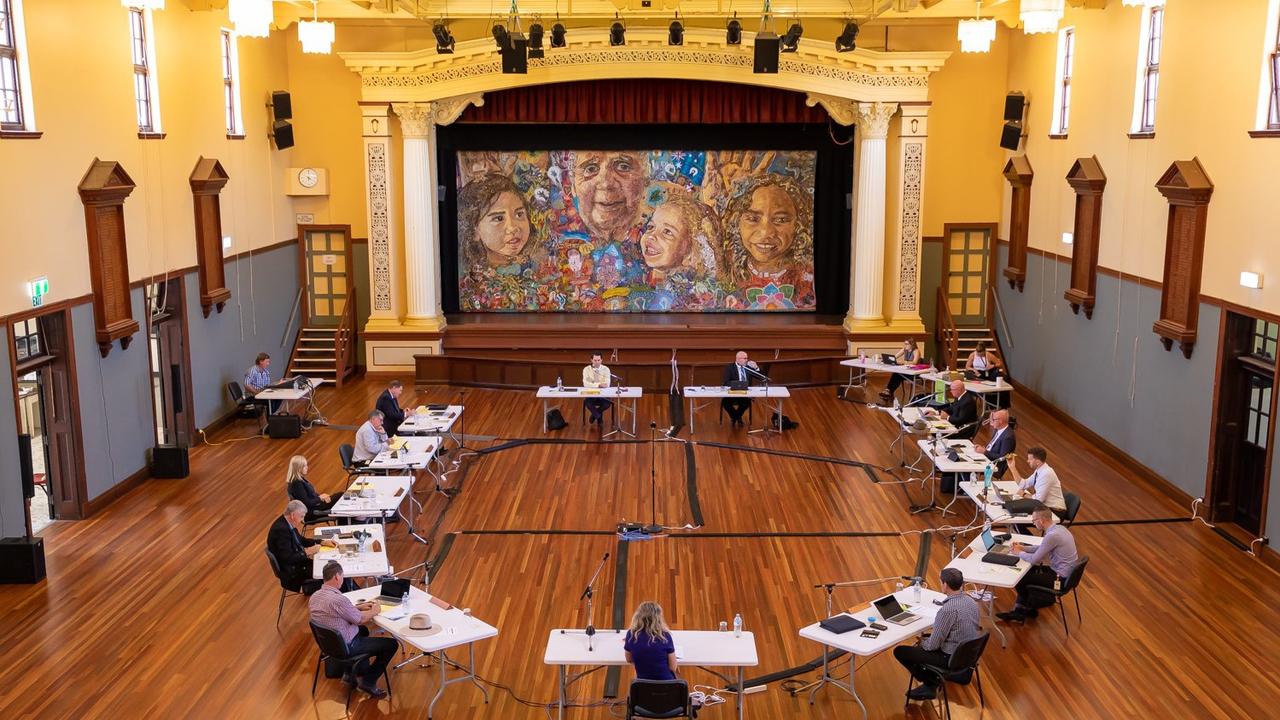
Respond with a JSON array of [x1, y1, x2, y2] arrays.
[[298, 168, 319, 188]]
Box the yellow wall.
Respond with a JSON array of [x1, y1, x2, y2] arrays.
[[0, 0, 294, 315], [1005, 0, 1280, 310]]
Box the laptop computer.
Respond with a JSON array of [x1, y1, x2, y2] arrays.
[[880, 353, 898, 365], [980, 529, 1021, 566], [377, 578, 411, 603], [872, 594, 921, 626]]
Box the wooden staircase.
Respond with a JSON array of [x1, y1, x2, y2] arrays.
[[286, 287, 359, 388], [935, 287, 1009, 373]]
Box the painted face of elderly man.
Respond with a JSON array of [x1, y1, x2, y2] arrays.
[[571, 151, 648, 243]]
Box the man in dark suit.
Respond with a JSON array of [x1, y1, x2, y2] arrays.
[[267, 500, 333, 595], [974, 409, 1016, 478], [721, 351, 759, 427], [375, 380, 406, 437], [937, 380, 979, 440]]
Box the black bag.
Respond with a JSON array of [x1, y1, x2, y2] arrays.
[[770, 412, 799, 431], [1003, 498, 1044, 515], [546, 408, 567, 430]]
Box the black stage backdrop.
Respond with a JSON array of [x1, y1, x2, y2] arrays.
[[437, 123, 853, 315]]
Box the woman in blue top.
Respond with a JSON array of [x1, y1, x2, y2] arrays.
[[623, 601, 677, 681]]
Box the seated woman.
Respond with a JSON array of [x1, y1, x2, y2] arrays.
[[624, 601, 677, 681], [965, 341, 1003, 380], [879, 338, 921, 403], [285, 455, 337, 522]]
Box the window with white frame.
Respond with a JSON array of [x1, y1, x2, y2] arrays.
[[1131, 6, 1163, 134], [0, 0, 36, 132], [1050, 27, 1075, 136], [220, 30, 243, 136], [1262, 0, 1280, 130], [129, 7, 161, 134]]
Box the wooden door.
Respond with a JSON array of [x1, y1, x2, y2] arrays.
[[943, 224, 996, 326], [39, 314, 84, 520], [297, 225, 352, 327], [147, 279, 194, 447]]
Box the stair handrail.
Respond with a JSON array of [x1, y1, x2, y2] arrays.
[[987, 284, 1013, 377], [333, 289, 357, 388], [280, 285, 304, 350], [935, 287, 959, 369]]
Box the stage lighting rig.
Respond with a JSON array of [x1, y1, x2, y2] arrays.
[[528, 23, 544, 58], [669, 18, 684, 46], [432, 22, 455, 54], [726, 16, 742, 45], [492, 23, 511, 50], [610, 18, 626, 46], [835, 21, 858, 52], [781, 21, 803, 52], [550, 22, 566, 47]]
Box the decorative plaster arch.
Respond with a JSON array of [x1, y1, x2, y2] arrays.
[[341, 26, 950, 118]]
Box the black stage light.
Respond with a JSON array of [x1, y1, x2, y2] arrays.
[[668, 20, 683, 46], [528, 23, 544, 58], [610, 21, 625, 46], [550, 22, 566, 48], [835, 21, 858, 52], [781, 22, 803, 52], [726, 18, 742, 45], [492, 23, 510, 50], [433, 23, 455, 54]]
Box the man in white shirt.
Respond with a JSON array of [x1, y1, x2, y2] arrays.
[[352, 410, 390, 464], [1007, 446, 1067, 517], [974, 410, 1016, 478], [582, 351, 613, 426]]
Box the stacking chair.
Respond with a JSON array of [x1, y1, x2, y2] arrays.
[[905, 633, 990, 720], [1061, 492, 1082, 526], [1026, 555, 1090, 637], [338, 444, 358, 478], [265, 548, 303, 629], [226, 381, 263, 420], [626, 679, 693, 719], [309, 622, 393, 712]]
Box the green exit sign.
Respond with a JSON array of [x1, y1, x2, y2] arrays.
[[28, 276, 48, 307]]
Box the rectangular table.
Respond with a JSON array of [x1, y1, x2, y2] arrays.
[[920, 372, 1012, 411], [943, 532, 1040, 647], [537, 386, 642, 436], [345, 584, 498, 719], [544, 628, 758, 720], [253, 377, 327, 426], [682, 386, 792, 434], [878, 406, 955, 469], [913, 439, 991, 515], [798, 588, 946, 720], [311, 523, 389, 580], [367, 436, 443, 472], [397, 405, 464, 443], [329, 474, 424, 541], [952, 479, 1058, 526], [840, 358, 932, 400]]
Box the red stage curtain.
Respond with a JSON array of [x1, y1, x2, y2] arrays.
[[458, 79, 830, 124]]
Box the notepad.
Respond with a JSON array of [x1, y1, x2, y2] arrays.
[[727, 389, 748, 395], [580, 389, 601, 395], [389, 437, 407, 450]]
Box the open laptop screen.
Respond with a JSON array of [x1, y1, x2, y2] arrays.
[[873, 594, 906, 619]]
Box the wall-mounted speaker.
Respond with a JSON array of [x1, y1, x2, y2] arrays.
[[273, 120, 294, 150], [501, 34, 528, 74], [271, 91, 293, 120], [999, 122, 1022, 151], [1004, 92, 1026, 122], [754, 33, 780, 74], [18, 433, 34, 500]]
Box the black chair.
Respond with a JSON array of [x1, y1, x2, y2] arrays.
[[627, 679, 693, 719], [1061, 491, 1082, 526], [338, 444, 358, 478], [265, 548, 303, 629], [1026, 555, 1090, 637], [905, 633, 990, 720], [227, 381, 263, 419], [309, 622, 393, 712]]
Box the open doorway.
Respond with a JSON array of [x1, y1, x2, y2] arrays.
[[9, 310, 87, 531], [146, 278, 194, 448]]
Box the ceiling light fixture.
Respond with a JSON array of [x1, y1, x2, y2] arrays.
[[726, 16, 742, 45], [550, 22, 567, 48], [781, 21, 803, 52], [1020, 0, 1063, 35], [492, 23, 511, 50], [433, 22, 455, 54], [669, 17, 684, 46], [835, 21, 858, 52], [957, 1, 996, 53], [229, 0, 272, 39], [610, 18, 626, 46], [297, 1, 334, 54], [528, 23, 544, 58]]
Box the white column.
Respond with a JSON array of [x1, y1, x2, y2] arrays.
[[846, 101, 897, 330], [393, 102, 445, 330], [361, 104, 401, 328], [888, 105, 928, 331]]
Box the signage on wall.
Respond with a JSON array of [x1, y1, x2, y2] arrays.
[[28, 276, 49, 307], [322, 255, 337, 266], [296, 213, 316, 224]]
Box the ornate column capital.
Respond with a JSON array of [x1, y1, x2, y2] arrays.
[[393, 102, 433, 138], [853, 101, 898, 140]]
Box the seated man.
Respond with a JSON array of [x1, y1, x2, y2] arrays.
[[352, 410, 390, 464], [721, 350, 759, 427], [582, 352, 614, 426], [244, 352, 280, 413], [894, 567, 981, 701], [973, 410, 1016, 478], [1005, 447, 1068, 519], [997, 506, 1080, 623], [266, 499, 335, 595], [932, 380, 978, 440], [374, 380, 406, 437], [309, 560, 398, 699]]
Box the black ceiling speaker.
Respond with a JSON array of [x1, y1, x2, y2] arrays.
[[501, 33, 528, 74], [270, 91, 291, 120], [1004, 92, 1027, 122], [754, 32, 780, 74]]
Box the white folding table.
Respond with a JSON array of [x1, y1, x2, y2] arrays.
[[840, 358, 932, 400], [311, 523, 389, 580], [920, 372, 1012, 411], [345, 584, 499, 718], [914, 439, 991, 515], [544, 628, 758, 720], [398, 405, 464, 444], [682, 386, 791, 434], [537, 386, 642, 436], [953, 479, 1060, 526], [798, 588, 945, 720], [943, 531, 1040, 647], [878, 406, 955, 469], [329, 474, 426, 542], [253, 377, 327, 426]]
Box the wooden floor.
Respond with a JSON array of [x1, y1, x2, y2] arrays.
[[2, 376, 1279, 719]]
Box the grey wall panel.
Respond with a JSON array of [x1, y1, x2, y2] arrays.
[[0, 342, 25, 537], [187, 244, 301, 430], [994, 245, 1217, 501]]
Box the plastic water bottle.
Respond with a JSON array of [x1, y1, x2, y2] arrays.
[[912, 579, 922, 604], [895, 580, 905, 594], [401, 590, 409, 609], [424, 567, 430, 597], [556, 375, 563, 391], [983, 464, 994, 494], [732, 613, 743, 638]]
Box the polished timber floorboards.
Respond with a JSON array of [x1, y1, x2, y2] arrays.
[[2, 377, 1279, 719]]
